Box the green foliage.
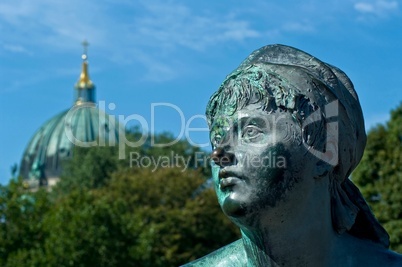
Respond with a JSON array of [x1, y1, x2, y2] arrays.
[[55, 130, 211, 195], [0, 130, 238, 266], [0, 177, 51, 267], [44, 168, 238, 267], [55, 145, 119, 194], [120, 130, 211, 177], [353, 102, 402, 252]]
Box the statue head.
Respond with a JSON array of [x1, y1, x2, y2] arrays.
[[206, 44, 389, 247]]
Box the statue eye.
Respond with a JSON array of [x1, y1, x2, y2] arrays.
[[241, 125, 263, 141]]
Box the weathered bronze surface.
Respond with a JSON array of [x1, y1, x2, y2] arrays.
[[183, 44, 402, 266]]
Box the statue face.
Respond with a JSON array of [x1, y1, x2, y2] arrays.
[[210, 104, 308, 219]]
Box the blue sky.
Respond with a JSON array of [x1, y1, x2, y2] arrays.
[[0, 0, 401, 184]]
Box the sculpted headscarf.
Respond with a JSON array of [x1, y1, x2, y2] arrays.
[[206, 44, 389, 248]]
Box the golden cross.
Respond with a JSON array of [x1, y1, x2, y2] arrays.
[[82, 40, 89, 60]]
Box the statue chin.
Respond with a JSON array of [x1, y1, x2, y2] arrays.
[[222, 196, 248, 218]]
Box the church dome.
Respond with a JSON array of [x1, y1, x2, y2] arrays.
[[19, 42, 120, 187]]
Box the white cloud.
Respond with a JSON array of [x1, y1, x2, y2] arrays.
[[0, 0, 261, 81], [0, 0, 107, 50], [282, 21, 315, 33], [131, 2, 260, 51], [2, 43, 31, 54], [0, 0, 260, 52], [3, 0, 397, 83], [355, 2, 375, 12], [354, 0, 399, 18]]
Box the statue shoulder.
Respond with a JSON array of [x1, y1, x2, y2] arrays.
[[338, 234, 402, 267], [364, 246, 402, 267], [181, 239, 246, 267]]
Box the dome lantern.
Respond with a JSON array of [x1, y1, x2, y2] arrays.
[[74, 40, 95, 105], [19, 42, 120, 188]]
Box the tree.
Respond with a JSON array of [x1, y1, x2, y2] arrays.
[[0, 177, 51, 267], [44, 168, 239, 267], [54, 145, 119, 194], [54, 129, 211, 195], [0, 130, 238, 266], [352, 102, 402, 252]]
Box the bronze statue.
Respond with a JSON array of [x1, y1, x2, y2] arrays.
[[184, 44, 402, 266]]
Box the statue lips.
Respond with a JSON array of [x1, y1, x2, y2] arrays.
[[219, 168, 243, 190], [220, 177, 243, 190]]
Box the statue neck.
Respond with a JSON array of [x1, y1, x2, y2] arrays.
[[238, 178, 336, 267]]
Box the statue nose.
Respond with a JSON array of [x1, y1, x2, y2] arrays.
[[210, 147, 235, 167]]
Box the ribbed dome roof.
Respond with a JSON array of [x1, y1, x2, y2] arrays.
[[19, 42, 120, 187], [20, 104, 120, 187]]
